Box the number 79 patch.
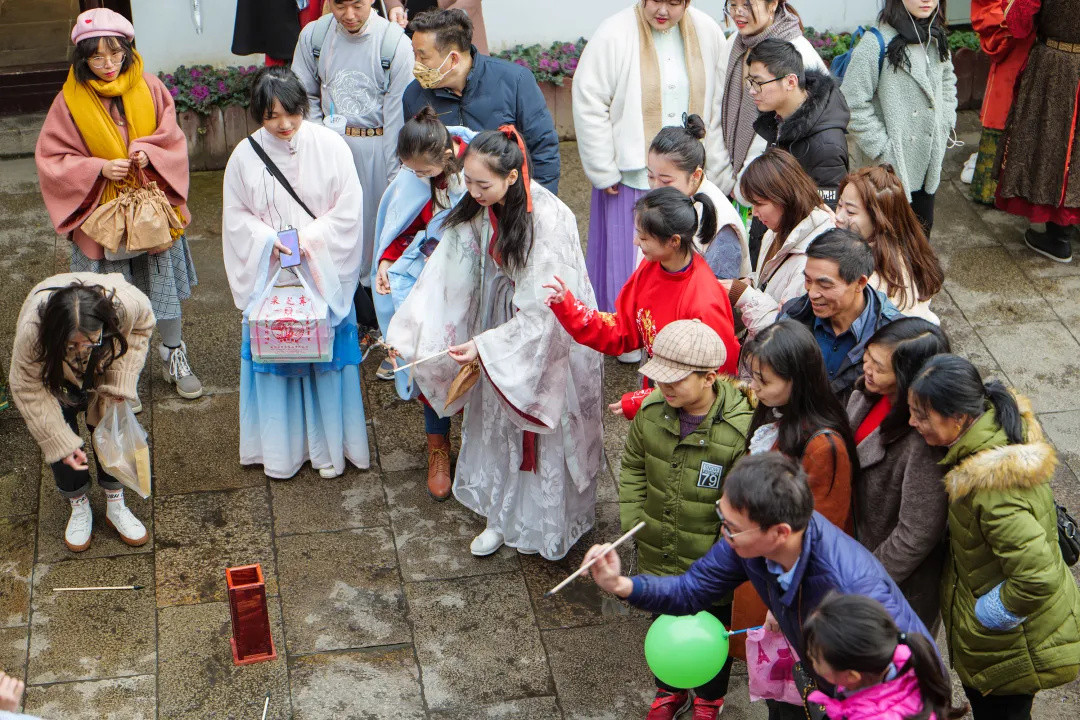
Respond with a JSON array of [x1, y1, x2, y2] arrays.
[[696, 461, 724, 489]]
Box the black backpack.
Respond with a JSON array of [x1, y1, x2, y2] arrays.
[[1058, 503, 1080, 567]]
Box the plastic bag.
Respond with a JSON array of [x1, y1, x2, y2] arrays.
[[92, 401, 152, 498], [250, 267, 334, 364], [746, 627, 803, 705]]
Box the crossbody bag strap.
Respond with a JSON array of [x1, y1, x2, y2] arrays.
[[246, 136, 317, 220]]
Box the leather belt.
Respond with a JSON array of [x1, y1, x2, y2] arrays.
[[1046, 39, 1080, 54], [345, 126, 384, 137]]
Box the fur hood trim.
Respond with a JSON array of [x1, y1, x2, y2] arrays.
[[944, 395, 1058, 499], [777, 69, 850, 144]]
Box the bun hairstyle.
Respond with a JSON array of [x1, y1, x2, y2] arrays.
[[649, 113, 707, 175], [33, 283, 129, 404], [444, 127, 535, 273], [804, 593, 967, 720], [634, 186, 717, 254], [909, 354, 1024, 445], [398, 105, 462, 176]]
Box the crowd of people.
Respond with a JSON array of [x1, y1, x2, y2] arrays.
[[4, 1, 1080, 719]]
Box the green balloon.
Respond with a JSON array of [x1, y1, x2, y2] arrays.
[[644, 612, 730, 689]]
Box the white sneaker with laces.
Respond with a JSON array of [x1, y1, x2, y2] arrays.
[[159, 342, 204, 399], [65, 495, 93, 552], [105, 492, 148, 547], [470, 528, 504, 556]]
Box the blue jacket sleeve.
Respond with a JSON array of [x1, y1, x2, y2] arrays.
[[626, 540, 748, 615], [514, 70, 561, 194], [401, 82, 423, 125]]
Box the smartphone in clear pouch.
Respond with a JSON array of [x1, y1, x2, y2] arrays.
[[277, 227, 301, 268]]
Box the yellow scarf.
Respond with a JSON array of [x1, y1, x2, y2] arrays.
[[63, 50, 156, 205], [635, 5, 705, 157]]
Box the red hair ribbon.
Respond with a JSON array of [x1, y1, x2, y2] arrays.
[[498, 124, 533, 213]]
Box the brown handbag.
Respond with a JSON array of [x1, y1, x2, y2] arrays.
[[444, 359, 481, 411], [81, 189, 133, 253], [124, 168, 182, 253]]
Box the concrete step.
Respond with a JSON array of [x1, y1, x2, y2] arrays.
[[0, 112, 46, 158]]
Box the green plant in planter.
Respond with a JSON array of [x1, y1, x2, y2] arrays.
[[948, 30, 981, 53], [804, 27, 854, 67], [494, 38, 587, 86], [158, 65, 261, 115]]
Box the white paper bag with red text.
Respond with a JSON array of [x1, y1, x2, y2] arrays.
[[250, 268, 334, 363]]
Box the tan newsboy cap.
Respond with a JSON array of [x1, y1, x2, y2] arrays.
[[639, 319, 727, 384]]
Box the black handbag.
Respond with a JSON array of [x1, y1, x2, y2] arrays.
[[1058, 503, 1080, 567]]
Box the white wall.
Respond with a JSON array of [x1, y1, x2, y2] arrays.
[[129, 1, 887, 74]]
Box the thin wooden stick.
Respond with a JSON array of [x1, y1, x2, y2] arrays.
[[392, 348, 451, 373], [54, 585, 145, 592], [260, 693, 270, 720], [544, 521, 646, 598]]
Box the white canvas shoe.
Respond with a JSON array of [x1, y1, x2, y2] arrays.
[[65, 495, 93, 552], [617, 349, 643, 364], [470, 528, 504, 556], [104, 491, 148, 547]]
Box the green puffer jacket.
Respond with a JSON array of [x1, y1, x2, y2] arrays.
[[619, 380, 754, 579], [940, 395, 1080, 696]]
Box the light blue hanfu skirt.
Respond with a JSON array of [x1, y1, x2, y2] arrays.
[[239, 307, 369, 479]]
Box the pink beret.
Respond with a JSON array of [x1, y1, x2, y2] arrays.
[[71, 8, 135, 45]]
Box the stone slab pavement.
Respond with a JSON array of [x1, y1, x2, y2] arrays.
[[0, 110, 1078, 718]]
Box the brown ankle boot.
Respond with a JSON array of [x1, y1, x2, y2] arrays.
[[426, 433, 452, 501]]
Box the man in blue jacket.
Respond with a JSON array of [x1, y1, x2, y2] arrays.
[[585, 453, 934, 719], [403, 8, 561, 193]]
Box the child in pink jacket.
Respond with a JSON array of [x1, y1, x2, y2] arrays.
[[804, 594, 966, 720]]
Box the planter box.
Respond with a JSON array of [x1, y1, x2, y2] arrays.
[[953, 47, 992, 112], [179, 105, 260, 171], [539, 79, 575, 141]]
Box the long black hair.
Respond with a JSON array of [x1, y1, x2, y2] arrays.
[[863, 318, 950, 441], [742, 320, 858, 478], [397, 105, 463, 178], [908, 354, 1024, 445], [650, 113, 707, 175], [634, 186, 718, 255], [444, 128, 534, 273], [72, 35, 134, 84], [33, 283, 129, 404], [880, 0, 949, 71], [804, 593, 967, 720]]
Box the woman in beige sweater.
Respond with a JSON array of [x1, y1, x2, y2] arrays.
[[8, 273, 154, 552]]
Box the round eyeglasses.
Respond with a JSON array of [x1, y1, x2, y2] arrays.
[[89, 52, 126, 70]]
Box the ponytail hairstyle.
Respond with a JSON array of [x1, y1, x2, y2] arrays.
[[739, 148, 822, 246], [33, 282, 129, 405], [804, 593, 967, 720], [634, 186, 717, 254], [880, 0, 949, 71], [908, 354, 1024, 445], [444, 126, 535, 273], [838, 165, 943, 309], [863, 318, 950, 441], [397, 105, 463, 178], [649, 113, 707, 176]]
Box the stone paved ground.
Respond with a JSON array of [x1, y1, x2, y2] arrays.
[[1, 110, 1079, 719]]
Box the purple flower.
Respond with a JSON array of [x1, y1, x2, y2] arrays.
[[514, 58, 529, 68], [169, 86, 180, 98], [561, 43, 576, 55], [190, 84, 210, 102], [564, 57, 578, 73], [164, 74, 175, 83], [189, 68, 203, 79], [217, 80, 229, 93]]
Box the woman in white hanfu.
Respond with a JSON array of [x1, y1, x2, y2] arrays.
[[387, 127, 604, 560], [222, 67, 369, 480]]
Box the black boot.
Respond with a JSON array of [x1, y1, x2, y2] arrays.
[[1025, 222, 1073, 263]]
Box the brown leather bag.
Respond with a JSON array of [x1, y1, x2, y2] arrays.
[[444, 359, 480, 411]]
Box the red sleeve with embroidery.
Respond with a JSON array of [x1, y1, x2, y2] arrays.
[[620, 388, 653, 420], [379, 199, 436, 264], [548, 275, 643, 356], [700, 299, 740, 377]]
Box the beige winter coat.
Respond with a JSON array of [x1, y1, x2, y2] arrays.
[[8, 273, 154, 463]]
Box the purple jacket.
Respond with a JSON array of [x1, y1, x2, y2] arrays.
[[808, 644, 936, 720], [627, 512, 934, 667]]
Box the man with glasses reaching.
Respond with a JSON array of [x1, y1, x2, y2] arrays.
[[618, 319, 754, 720], [588, 452, 934, 720]]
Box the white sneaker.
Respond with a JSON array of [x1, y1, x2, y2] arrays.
[[159, 342, 204, 399], [470, 528, 504, 556], [960, 152, 977, 184], [318, 466, 342, 479], [105, 498, 148, 547], [617, 349, 643, 364], [65, 495, 93, 552]]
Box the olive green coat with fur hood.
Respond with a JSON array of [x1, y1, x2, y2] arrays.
[[620, 380, 754, 579], [940, 395, 1080, 696]]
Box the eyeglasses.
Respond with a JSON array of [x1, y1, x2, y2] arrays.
[[725, 1, 757, 18], [65, 334, 103, 371], [89, 52, 126, 69], [744, 75, 787, 93], [715, 506, 759, 541]]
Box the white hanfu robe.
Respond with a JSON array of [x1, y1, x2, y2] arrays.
[[387, 183, 605, 559], [293, 13, 415, 286], [222, 122, 369, 478]]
